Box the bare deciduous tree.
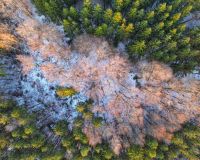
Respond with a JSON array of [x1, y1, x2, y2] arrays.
[[0, 24, 17, 51], [16, 55, 35, 74]]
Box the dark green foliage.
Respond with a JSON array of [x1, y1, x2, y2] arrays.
[[56, 101, 115, 160], [32, 0, 200, 74], [188, 0, 200, 11], [102, 146, 114, 159], [0, 68, 5, 77], [53, 120, 68, 136], [0, 98, 14, 110], [33, 0, 64, 22], [92, 117, 103, 128], [63, 0, 78, 6], [127, 145, 144, 160], [0, 99, 52, 160], [0, 98, 200, 159]]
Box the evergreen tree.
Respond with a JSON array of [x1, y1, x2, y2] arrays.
[[69, 6, 78, 20], [32, 0, 200, 73], [102, 146, 113, 160], [0, 113, 9, 125], [64, 0, 78, 6], [95, 24, 108, 37], [93, 4, 103, 23], [76, 104, 85, 113], [47, 0, 63, 22], [24, 125, 36, 135], [92, 117, 103, 128], [61, 136, 73, 149], [80, 146, 90, 157], [157, 3, 167, 13], [56, 87, 77, 97], [112, 12, 123, 24], [32, 0, 45, 13], [11, 128, 23, 138], [53, 120, 68, 136], [129, 40, 146, 56], [0, 134, 8, 149], [0, 69, 5, 77], [63, 8, 69, 18], [104, 9, 113, 23], [31, 134, 45, 148], [127, 145, 144, 160]]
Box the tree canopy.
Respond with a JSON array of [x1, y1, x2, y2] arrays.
[[32, 0, 200, 73]]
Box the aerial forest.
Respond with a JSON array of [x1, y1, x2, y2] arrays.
[[0, 0, 200, 160]]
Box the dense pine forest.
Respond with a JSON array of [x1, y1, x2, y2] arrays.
[[0, 99, 200, 159], [0, 0, 200, 160], [33, 0, 200, 73]]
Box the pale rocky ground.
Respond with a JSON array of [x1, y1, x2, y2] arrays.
[[0, 0, 200, 155]]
